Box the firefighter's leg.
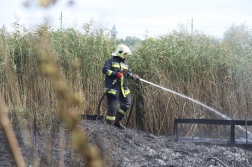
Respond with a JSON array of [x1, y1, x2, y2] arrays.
[[106, 94, 119, 125], [114, 94, 131, 129]]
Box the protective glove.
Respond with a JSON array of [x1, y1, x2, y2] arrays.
[[132, 74, 139, 80], [117, 72, 123, 79]]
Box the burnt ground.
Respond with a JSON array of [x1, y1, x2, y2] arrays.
[[0, 119, 252, 167]]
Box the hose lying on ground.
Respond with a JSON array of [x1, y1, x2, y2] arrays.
[[126, 100, 134, 128]]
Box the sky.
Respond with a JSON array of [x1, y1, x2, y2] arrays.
[[0, 0, 252, 39]]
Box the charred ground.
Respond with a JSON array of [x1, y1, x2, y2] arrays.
[[0, 120, 252, 167]]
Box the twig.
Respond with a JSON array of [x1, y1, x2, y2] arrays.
[[174, 150, 191, 155], [206, 157, 228, 167], [87, 126, 111, 134], [174, 149, 204, 165]]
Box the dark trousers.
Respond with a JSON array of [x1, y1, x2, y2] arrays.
[[106, 92, 131, 121]]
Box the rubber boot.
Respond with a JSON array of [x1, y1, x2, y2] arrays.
[[106, 119, 114, 126], [114, 117, 125, 129]]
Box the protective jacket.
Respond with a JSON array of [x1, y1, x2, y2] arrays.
[[102, 56, 134, 97]]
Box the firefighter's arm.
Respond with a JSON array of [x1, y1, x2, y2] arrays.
[[102, 59, 117, 77], [124, 68, 139, 80]]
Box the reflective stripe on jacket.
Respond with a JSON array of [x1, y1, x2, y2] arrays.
[[102, 56, 133, 97]]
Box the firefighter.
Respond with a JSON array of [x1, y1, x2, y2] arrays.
[[102, 44, 139, 129]]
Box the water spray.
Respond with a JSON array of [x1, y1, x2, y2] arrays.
[[139, 78, 252, 137]]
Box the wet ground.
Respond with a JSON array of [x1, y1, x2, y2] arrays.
[[0, 120, 252, 166]]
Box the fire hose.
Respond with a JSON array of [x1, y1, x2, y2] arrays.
[[99, 77, 252, 138], [98, 78, 118, 124]]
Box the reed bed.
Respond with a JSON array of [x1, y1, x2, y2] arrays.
[[0, 22, 252, 166]]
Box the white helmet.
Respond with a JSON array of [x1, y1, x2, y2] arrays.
[[111, 44, 131, 58]]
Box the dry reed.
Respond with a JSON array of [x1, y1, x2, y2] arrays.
[[1, 21, 252, 148], [37, 32, 103, 167]]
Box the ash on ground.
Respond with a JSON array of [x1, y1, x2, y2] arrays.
[[0, 120, 252, 167]]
